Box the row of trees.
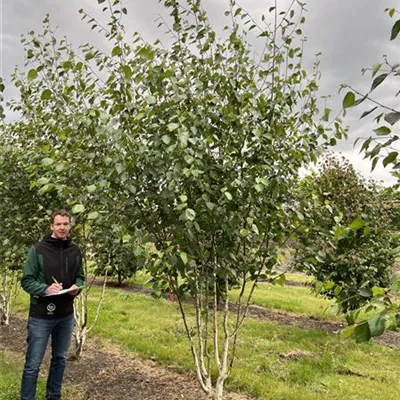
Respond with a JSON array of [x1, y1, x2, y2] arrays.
[[1, 1, 399, 398]]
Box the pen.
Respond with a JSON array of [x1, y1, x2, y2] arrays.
[[52, 276, 60, 285]]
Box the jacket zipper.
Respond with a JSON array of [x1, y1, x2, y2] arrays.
[[60, 248, 65, 284]]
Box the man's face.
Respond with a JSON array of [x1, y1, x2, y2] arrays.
[[50, 215, 71, 240]]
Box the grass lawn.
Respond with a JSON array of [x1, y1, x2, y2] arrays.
[[7, 276, 400, 400], [120, 270, 339, 321], [0, 351, 48, 400]]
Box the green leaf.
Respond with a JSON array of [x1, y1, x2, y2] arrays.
[[342, 91, 355, 109], [240, 229, 250, 237], [334, 226, 345, 241], [180, 251, 188, 264], [167, 123, 179, 131], [368, 316, 385, 337], [115, 164, 124, 174], [349, 217, 365, 230], [27, 69, 38, 81], [97, 0, 106, 3], [42, 157, 54, 166], [85, 52, 94, 61], [359, 288, 372, 298], [342, 324, 356, 339], [383, 151, 398, 167], [122, 234, 131, 243], [41, 89, 52, 100], [206, 202, 215, 210], [331, 304, 341, 316], [360, 106, 378, 119], [224, 191, 233, 201], [185, 208, 196, 221], [72, 204, 85, 214], [384, 111, 400, 125], [363, 226, 371, 237], [371, 156, 379, 171], [112, 46, 122, 56], [86, 184, 97, 193], [179, 195, 187, 203], [371, 73, 388, 91], [372, 286, 385, 297], [88, 211, 99, 220], [253, 183, 263, 192], [323, 281, 335, 290], [369, 144, 381, 159], [161, 135, 171, 145], [184, 155, 194, 164], [38, 184, 54, 195], [251, 224, 259, 235], [354, 322, 371, 343], [372, 63, 382, 77], [373, 126, 391, 136], [122, 65, 133, 79], [390, 19, 400, 40], [146, 95, 156, 105], [37, 177, 49, 185]]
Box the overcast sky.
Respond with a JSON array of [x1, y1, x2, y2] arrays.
[[1, 0, 399, 184]]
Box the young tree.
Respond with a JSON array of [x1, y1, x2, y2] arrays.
[[77, 1, 343, 397]]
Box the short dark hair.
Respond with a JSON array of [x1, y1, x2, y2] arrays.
[[50, 209, 71, 224]]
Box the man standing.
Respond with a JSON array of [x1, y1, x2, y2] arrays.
[[20, 209, 85, 400]]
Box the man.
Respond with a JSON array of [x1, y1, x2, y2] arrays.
[[20, 209, 85, 400]]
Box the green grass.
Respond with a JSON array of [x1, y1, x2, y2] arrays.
[[0, 351, 48, 400], [111, 270, 340, 321], [284, 272, 313, 284], [9, 277, 400, 400], [230, 281, 339, 320], [87, 288, 400, 399], [0, 352, 25, 400]]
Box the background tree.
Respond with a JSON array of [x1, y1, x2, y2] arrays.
[[338, 7, 400, 341], [1, 14, 119, 357], [0, 81, 46, 325], [294, 154, 397, 324]]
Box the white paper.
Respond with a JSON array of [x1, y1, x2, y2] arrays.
[[44, 286, 83, 297]]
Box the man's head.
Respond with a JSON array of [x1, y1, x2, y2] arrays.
[[50, 209, 71, 240]]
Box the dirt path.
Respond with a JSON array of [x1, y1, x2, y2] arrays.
[[0, 316, 250, 400]]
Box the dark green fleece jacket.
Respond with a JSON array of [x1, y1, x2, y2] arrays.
[[21, 235, 85, 318]]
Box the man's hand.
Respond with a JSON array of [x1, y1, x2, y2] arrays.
[[46, 283, 63, 295], [68, 284, 80, 296]]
